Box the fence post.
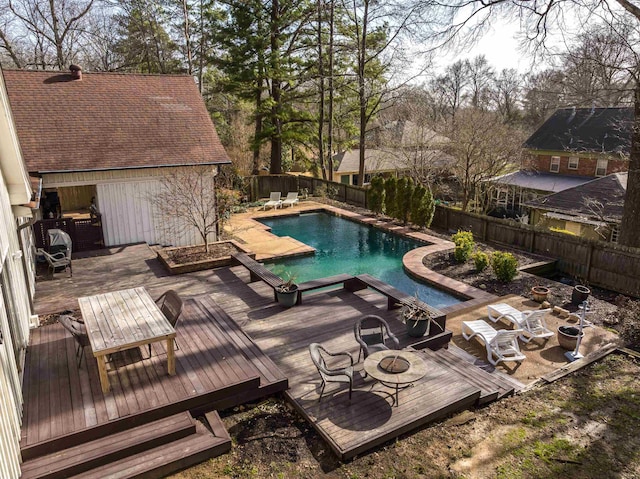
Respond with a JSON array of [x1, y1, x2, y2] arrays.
[[482, 217, 487, 242], [585, 243, 594, 283]]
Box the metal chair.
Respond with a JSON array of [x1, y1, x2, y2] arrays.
[[309, 343, 354, 402], [149, 290, 183, 356], [59, 315, 89, 367], [354, 314, 399, 362]]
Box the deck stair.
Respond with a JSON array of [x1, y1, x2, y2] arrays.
[[422, 347, 517, 404], [20, 411, 230, 479]]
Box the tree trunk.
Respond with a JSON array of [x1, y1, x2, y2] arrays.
[[317, 0, 326, 180], [618, 84, 640, 248], [269, 0, 283, 174], [357, 0, 369, 184], [326, 0, 334, 181]]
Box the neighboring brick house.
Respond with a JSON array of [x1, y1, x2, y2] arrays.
[[3, 67, 231, 249], [486, 107, 632, 216]]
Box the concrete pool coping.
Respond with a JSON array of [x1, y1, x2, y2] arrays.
[[226, 202, 499, 316]]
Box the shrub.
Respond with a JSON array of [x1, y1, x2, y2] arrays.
[[368, 176, 385, 215], [452, 230, 475, 263], [411, 185, 425, 226], [472, 251, 489, 272], [383, 177, 398, 217], [397, 177, 414, 224], [491, 251, 519, 282]]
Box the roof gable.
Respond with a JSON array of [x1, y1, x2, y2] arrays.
[[525, 172, 627, 222], [524, 107, 632, 155], [2, 70, 230, 173]]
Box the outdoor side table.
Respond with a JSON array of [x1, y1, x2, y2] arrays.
[[78, 286, 176, 393], [363, 350, 427, 406]]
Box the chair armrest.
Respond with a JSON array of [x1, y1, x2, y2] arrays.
[[388, 334, 400, 349], [50, 252, 67, 260], [324, 350, 355, 366]]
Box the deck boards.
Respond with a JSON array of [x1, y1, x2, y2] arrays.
[[212, 282, 501, 460], [20, 294, 287, 455]]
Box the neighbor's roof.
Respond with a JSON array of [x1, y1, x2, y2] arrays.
[[487, 170, 593, 193], [2, 69, 230, 173], [524, 172, 627, 222], [524, 107, 632, 155], [333, 148, 454, 173]]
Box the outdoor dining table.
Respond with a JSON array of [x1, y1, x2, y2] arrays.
[[78, 286, 176, 393], [363, 350, 427, 406]]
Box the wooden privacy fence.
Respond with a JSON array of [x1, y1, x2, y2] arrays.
[[251, 175, 368, 208], [432, 206, 640, 297]]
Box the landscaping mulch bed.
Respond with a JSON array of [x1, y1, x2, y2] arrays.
[[166, 242, 240, 264]]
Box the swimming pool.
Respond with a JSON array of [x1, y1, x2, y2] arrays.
[[259, 212, 461, 309]]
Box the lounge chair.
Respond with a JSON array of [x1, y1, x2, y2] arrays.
[[354, 314, 399, 362], [309, 343, 354, 402], [461, 320, 526, 366], [282, 192, 299, 208], [262, 192, 282, 210], [487, 303, 553, 343]]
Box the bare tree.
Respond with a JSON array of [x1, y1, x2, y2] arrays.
[[430, 59, 470, 121], [443, 108, 524, 212], [150, 166, 225, 252], [493, 68, 522, 123], [1, 0, 95, 69], [468, 54, 494, 109]]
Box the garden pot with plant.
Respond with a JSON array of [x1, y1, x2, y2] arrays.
[[557, 325, 584, 350], [571, 284, 591, 306], [275, 274, 298, 307], [401, 297, 433, 338]]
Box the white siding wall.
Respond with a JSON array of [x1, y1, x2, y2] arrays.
[[0, 168, 32, 479], [97, 179, 201, 247]]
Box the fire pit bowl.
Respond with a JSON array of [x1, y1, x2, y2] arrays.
[[379, 355, 411, 374]]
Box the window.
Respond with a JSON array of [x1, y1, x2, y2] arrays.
[[568, 156, 579, 170], [596, 159, 608, 177], [611, 225, 619, 243], [352, 174, 359, 186], [340, 175, 349, 184], [550, 156, 560, 173], [364, 174, 372, 184]]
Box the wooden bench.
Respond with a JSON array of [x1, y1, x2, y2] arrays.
[[232, 252, 283, 300], [352, 273, 449, 348], [295, 273, 356, 305]]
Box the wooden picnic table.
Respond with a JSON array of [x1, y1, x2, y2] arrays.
[[78, 287, 176, 393]]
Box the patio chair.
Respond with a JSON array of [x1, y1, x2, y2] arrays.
[[59, 315, 89, 367], [282, 192, 299, 208], [487, 303, 553, 343], [38, 248, 72, 278], [262, 192, 282, 210], [461, 320, 526, 366], [354, 314, 400, 362], [149, 290, 183, 356], [309, 343, 354, 402]]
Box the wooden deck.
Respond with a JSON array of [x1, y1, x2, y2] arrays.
[[20, 295, 288, 460], [210, 279, 516, 460]]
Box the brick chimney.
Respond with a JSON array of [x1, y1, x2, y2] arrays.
[[69, 64, 82, 80]]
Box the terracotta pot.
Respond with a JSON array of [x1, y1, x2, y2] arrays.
[[531, 286, 550, 303]]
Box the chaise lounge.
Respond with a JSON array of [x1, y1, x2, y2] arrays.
[[262, 192, 282, 210], [487, 303, 553, 343], [461, 320, 526, 366]]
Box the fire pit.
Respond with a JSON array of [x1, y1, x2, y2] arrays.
[[364, 350, 428, 406], [379, 355, 411, 374]]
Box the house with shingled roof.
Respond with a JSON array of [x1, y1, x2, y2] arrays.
[[486, 107, 631, 216], [3, 67, 231, 250], [524, 173, 627, 243]]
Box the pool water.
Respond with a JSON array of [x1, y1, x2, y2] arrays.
[[259, 212, 461, 309]]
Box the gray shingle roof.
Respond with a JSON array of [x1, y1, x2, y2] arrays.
[[524, 107, 632, 155], [524, 173, 627, 222], [487, 170, 593, 193]]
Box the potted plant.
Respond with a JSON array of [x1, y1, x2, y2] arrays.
[[531, 285, 550, 303], [557, 325, 584, 350], [571, 284, 591, 306], [401, 296, 433, 337], [275, 273, 298, 308]]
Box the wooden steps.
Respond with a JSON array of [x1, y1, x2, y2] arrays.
[[21, 411, 231, 479], [422, 348, 516, 404]]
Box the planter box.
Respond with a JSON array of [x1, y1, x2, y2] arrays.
[[157, 240, 255, 275]]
